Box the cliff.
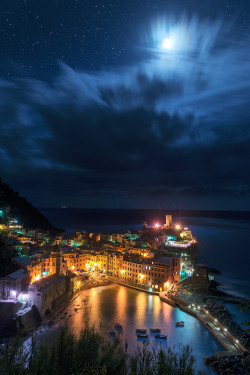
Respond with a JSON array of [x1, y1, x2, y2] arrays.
[[0, 178, 62, 233]]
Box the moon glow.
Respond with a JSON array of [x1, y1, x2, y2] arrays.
[[162, 38, 172, 49]]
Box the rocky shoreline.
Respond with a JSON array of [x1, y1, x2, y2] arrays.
[[206, 302, 250, 349], [203, 302, 250, 375], [204, 353, 250, 375]]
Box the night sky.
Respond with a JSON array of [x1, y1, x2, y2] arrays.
[[1, 0, 250, 210]]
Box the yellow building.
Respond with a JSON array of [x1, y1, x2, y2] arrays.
[[108, 253, 123, 277], [85, 252, 108, 272]]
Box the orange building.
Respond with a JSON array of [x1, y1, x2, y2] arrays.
[[120, 256, 180, 292], [63, 252, 86, 271]]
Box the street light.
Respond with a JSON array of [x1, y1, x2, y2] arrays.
[[77, 281, 81, 292]]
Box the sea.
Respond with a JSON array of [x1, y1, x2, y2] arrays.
[[36, 208, 250, 373]]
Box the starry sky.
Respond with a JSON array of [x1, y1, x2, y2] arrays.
[[1, 0, 250, 210]]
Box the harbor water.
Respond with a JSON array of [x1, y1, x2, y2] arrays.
[[33, 284, 221, 374]]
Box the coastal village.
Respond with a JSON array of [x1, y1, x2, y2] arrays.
[[0, 210, 200, 317], [0, 206, 250, 374]]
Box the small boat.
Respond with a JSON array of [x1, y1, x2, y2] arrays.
[[136, 329, 147, 333], [155, 334, 167, 339], [176, 321, 184, 327], [137, 333, 148, 338], [150, 328, 161, 333]]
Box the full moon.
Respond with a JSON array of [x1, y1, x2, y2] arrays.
[[162, 38, 172, 49]]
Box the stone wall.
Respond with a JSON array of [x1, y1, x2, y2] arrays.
[[0, 302, 19, 338]]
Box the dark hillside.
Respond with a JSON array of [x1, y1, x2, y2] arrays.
[[0, 178, 62, 233]]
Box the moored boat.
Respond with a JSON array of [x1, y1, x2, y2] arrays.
[[150, 328, 161, 333], [176, 321, 185, 327], [136, 329, 147, 333], [137, 333, 148, 338], [155, 334, 167, 339]]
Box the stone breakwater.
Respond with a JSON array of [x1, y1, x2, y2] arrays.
[[206, 303, 250, 350], [204, 353, 250, 375]]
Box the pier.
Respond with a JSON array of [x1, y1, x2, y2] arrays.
[[160, 293, 247, 356]]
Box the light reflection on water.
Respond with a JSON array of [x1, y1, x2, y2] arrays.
[[32, 284, 221, 374]]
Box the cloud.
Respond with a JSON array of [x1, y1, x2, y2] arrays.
[[0, 15, 250, 209]]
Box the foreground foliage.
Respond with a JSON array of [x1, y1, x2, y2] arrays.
[[0, 326, 206, 375]]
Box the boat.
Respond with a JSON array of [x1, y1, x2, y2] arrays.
[[176, 321, 185, 327], [155, 334, 167, 339], [150, 328, 161, 333], [137, 333, 148, 338], [136, 329, 147, 333], [115, 323, 123, 329]]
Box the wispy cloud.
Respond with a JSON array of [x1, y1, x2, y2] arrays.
[[0, 15, 250, 208]]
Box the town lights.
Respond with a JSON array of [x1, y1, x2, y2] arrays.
[[19, 293, 27, 302], [165, 282, 170, 288], [224, 328, 227, 332], [175, 225, 181, 229], [35, 275, 40, 281], [139, 273, 144, 279], [154, 223, 160, 228], [77, 281, 80, 285], [120, 270, 125, 275], [71, 266, 75, 270]]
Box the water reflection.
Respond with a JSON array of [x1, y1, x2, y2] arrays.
[[135, 292, 147, 327], [116, 286, 127, 324], [33, 285, 219, 373]]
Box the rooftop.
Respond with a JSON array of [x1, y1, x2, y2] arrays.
[[30, 274, 66, 293], [8, 269, 27, 280], [12, 256, 36, 266]]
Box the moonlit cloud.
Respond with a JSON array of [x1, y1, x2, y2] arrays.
[[0, 15, 250, 209]]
